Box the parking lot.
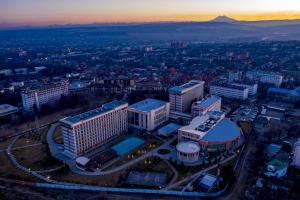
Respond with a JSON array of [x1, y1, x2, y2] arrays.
[[230, 105, 259, 122]]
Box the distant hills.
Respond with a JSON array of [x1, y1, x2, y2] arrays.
[[1, 16, 300, 43]]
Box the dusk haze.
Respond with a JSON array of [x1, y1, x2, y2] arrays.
[[0, 1, 300, 200], [1, 0, 300, 26]]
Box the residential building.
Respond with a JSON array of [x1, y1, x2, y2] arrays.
[[191, 95, 222, 117], [264, 159, 288, 178], [0, 104, 19, 118], [228, 71, 243, 83], [231, 82, 258, 96], [128, 98, 170, 131], [60, 100, 128, 158], [169, 80, 204, 113], [267, 87, 300, 103], [21, 80, 69, 111], [246, 71, 283, 87], [210, 82, 249, 100], [293, 139, 300, 169]]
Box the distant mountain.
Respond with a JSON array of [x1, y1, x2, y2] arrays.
[[211, 16, 238, 23]]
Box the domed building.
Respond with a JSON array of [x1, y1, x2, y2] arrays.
[[176, 141, 200, 163], [178, 111, 243, 152]]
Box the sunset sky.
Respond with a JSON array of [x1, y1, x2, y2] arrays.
[[1, 0, 300, 26]]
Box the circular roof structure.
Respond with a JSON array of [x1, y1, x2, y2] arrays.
[[202, 119, 241, 142], [176, 142, 200, 154]]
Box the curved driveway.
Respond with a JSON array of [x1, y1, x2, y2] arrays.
[[47, 123, 177, 176]]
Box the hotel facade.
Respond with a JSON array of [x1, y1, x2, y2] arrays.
[[246, 71, 283, 87], [60, 100, 128, 158], [21, 80, 69, 111], [169, 80, 204, 113], [209, 83, 249, 100], [128, 98, 170, 131]]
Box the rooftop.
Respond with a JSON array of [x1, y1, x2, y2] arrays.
[[158, 123, 181, 134], [129, 98, 168, 112], [211, 82, 248, 90], [265, 144, 282, 155], [169, 80, 204, 94], [268, 86, 300, 97], [176, 141, 200, 153], [202, 118, 241, 142], [267, 159, 288, 170], [199, 174, 217, 190], [22, 80, 69, 93], [193, 95, 221, 110], [179, 112, 241, 142], [61, 100, 127, 124], [0, 104, 18, 117]]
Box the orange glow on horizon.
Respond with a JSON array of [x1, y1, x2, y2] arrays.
[[6, 11, 300, 26]]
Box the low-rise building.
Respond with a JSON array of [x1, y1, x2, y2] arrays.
[[176, 141, 200, 163], [246, 71, 283, 87], [210, 82, 249, 100], [178, 111, 243, 151], [128, 98, 170, 131], [231, 82, 258, 96], [267, 87, 300, 103], [264, 159, 288, 178], [191, 95, 222, 117]]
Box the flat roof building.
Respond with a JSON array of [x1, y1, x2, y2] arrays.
[[60, 100, 128, 158], [246, 71, 283, 87], [210, 82, 249, 100], [169, 80, 204, 113], [0, 104, 18, 118], [21, 80, 69, 111], [192, 95, 222, 117], [128, 98, 169, 131], [268, 87, 300, 103], [158, 123, 181, 137]]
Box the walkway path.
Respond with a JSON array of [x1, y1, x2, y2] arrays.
[[164, 160, 178, 186], [6, 136, 57, 183], [164, 154, 237, 190]]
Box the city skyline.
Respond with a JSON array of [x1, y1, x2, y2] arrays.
[[1, 0, 300, 26]]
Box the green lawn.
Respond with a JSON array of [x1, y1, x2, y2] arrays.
[[13, 127, 48, 148], [53, 125, 63, 144], [48, 168, 127, 187], [0, 152, 38, 182], [12, 143, 62, 171]]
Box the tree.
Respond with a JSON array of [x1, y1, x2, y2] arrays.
[[220, 165, 236, 185]]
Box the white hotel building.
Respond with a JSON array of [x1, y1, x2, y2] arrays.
[[246, 71, 283, 87], [231, 82, 258, 96], [128, 98, 170, 131], [210, 83, 249, 100], [21, 80, 69, 111], [169, 80, 204, 113], [191, 95, 222, 117], [60, 100, 128, 158]]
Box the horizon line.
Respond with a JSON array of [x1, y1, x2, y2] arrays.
[[2, 16, 300, 30]]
